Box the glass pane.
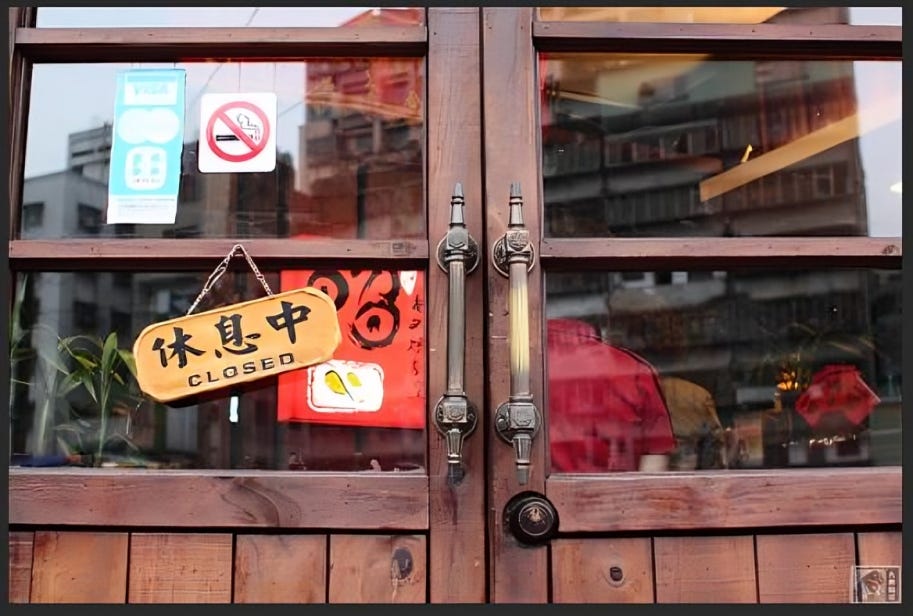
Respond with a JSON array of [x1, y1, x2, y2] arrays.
[[537, 7, 902, 26], [546, 268, 901, 473], [21, 59, 424, 239], [35, 7, 424, 28], [541, 55, 901, 237], [9, 269, 427, 471]]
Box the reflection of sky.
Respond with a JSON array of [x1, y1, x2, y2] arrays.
[[25, 62, 312, 179], [854, 61, 903, 236], [26, 8, 372, 183], [35, 7, 371, 28], [848, 7, 903, 236]]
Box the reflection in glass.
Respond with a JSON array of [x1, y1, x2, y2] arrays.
[[22, 57, 424, 239], [540, 54, 901, 237], [9, 270, 426, 471], [546, 269, 901, 473], [537, 6, 902, 26], [36, 7, 424, 28]]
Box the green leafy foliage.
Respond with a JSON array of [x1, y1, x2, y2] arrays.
[[53, 332, 143, 464]]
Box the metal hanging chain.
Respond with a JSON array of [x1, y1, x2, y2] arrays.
[[186, 243, 273, 315]]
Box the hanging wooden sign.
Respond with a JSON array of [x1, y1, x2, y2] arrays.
[[134, 288, 341, 403], [133, 244, 341, 403]]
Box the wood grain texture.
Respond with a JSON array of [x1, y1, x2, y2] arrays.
[[15, 26, 427, 62], [548, 468, 901, 531], [128, 533, 232, 603], [10, 469, 428, 529], [540, 237, 902, 269], [7, 7, 33, 237], [329, 535, 426, 603], [756, 533, 855, 603], [30, 531, 128, 603], [654, 536, 757, 603], [533, 21, 901, 57], [482, 7, 549, 603], [9, 238, 427, 270], [552, 538, 654, 603], [856, 531, 902, 567], [426, 6, 487, 604], [8, 531, 34, 603], [234, 534, 327, 603]]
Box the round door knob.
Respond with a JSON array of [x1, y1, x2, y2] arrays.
[[503, 491, 559, 546]]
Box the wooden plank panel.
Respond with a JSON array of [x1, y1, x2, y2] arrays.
[[10, 469, 428, 529], [7, 8, 33, 237], [15, 26, 427, 62], [548, 468, 901, 532], [756, 533, 855, 603], [9, 531, 34, 603], [482, 7, 549, 603], [540, 237, 902, 269], [328, 535, 426, 603], [857, 532, 902, 567], [552, 538, 653, 603], [234, 535, 327, 603], [128, 533, 232, 603], [9, 238, 427, 270], [30, 531, 128, 603], [654, 536, 757, 603], [533, 22, 901, 57], [426, 6, 486, 604]]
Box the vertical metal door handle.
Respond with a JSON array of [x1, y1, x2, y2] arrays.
[[491, 182, 541, 485], [432, 183, 480, 484]]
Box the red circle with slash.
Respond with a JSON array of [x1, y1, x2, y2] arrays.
[[205, 101, 271, 163]]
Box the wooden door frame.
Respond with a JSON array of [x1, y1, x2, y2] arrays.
[[482, 7, 549, 603], [426, 7, 486, 603]]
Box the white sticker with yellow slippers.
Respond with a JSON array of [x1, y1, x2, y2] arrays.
[[307, 359, 385, 413]]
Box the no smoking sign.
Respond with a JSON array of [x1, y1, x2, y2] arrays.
[[198, 92, 277, 173]]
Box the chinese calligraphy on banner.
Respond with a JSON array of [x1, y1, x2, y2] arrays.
[[277, 269, 426, 429]]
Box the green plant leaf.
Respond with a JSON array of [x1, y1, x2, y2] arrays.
[[34, 345, 71, 375], [102, 332, 119, 376], [57, 372, 87, 398], [118, 348, 138, 378]]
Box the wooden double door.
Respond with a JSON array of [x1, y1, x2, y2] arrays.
[[9, 7, 902, 604]]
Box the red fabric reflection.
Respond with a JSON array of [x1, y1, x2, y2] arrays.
[[548, 319, 676, 472], [794, 364, 880, 430]]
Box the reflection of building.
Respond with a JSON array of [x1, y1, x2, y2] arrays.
[[21, 168, 129, 339], [67, 122, 113, 182], [541, 6, 901, 438], [295, 8, 424, 239]]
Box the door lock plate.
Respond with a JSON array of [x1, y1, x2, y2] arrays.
[[503, 491, 559, 546]]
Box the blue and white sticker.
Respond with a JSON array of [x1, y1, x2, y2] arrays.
[[107, 69, 186, 224]]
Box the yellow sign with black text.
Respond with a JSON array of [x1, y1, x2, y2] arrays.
[[134, 288, 340, 403]]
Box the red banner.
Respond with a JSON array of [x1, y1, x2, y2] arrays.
[[277, 269, 425, 429]]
